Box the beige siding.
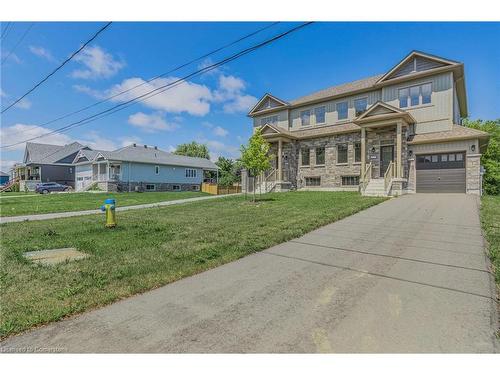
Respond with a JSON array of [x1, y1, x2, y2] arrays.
[[383, 72, 454, 133], [409, 139, 477, 155], [453, 83, 461, 125], [253, 110, 289, 131], [289, 90, 381, 131]]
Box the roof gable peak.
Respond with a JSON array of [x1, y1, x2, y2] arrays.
[[377, 51, 460, 83], [248, 93, 288, 116]]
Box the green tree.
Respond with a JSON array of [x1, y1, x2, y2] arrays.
[[215, 156, 237, 187], [464, 118, 500, 195], [174, 142, 210, 159], [240, 128, 272, 202]]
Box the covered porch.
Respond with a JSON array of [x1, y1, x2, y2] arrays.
[[355, 102, 415, 196]]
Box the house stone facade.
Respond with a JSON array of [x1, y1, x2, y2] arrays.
[[246, 51, 489, 196]]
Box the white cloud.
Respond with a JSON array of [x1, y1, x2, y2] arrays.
[[77, 130, 116, 151], [128, 112, 178, 133], [0, 159, 17, 172], [197, 137, 240, 160], [119, 136, 142, 148], [72, 84, 105, 98], [0, 124, 74, 151], [29, 45, 56, 62], [71, 45, 124, 80], [213, 126, 228, 137], [213, 74, 258, 114], [167, 145, 176, 153], [14, 98, 32, 110], [86, 77, 213, 116], [0, 89, 7, 97]]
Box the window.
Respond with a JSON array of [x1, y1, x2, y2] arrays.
[[399, 83, 432, 108], [316, 147, 325, 165], [155, 165, 160, 175], [305, 177, 321, 187], [192, 185, 200, 191], [145, 184, 156, 191], [441, 154, 448, 162], [336, 101, 348, 120], [300, 110, 311, 126], [431, 155, 439, 162], [301, 148, 310, 166], [314, 106, 326, 124], [260, 115, 279, 126], [185, 168, 197, 178], [342, 176, 360, 186], [77, 177, 84, 181], [410, 86, 420, 106], [337, 143, 348, 164], [449, 154, 456, 162], [354, 142, 361, 163], [421, 83, 431, 104], [354, 98, 368, 116], [69, 168, 73, 174], [456, 153, 463, 161], [172, 185, 181, 191], [399, 88, 409, 108]]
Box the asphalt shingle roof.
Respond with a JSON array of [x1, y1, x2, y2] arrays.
[[408, 125, 490, 144]]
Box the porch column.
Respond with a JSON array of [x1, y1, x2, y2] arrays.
[[361, 127, 366, 177], [277, 139, 283, 182], [396, 121, 402, 178]]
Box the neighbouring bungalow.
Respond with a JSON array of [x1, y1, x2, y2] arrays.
[[72, 143, 218, 192]]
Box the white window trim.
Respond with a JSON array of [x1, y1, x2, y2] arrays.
[[145, 184, 156, 191], [398, 82, 432, 109], [185, 168, 197, 178]]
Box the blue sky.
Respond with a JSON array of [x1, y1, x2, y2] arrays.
[[1, 21, 499, 171]]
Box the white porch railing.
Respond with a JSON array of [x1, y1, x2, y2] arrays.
[[384, 161, 396, 193], [360, 162, 372, 193]]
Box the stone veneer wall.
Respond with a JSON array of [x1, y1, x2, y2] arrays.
[[466, 154, 481, 195], [295, 132, 362, 189]]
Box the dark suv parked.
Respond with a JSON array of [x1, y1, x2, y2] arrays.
[[35, 182, 71, 194]]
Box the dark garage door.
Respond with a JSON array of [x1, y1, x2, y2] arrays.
[[416, 152, 466, 193]]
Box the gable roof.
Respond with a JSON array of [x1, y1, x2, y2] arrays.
[[249, 50, 467, 117], [24, 141, 88, 164], [75, 144, 218, 170], [354, 101, 416, 125], [376, 50, 460, 84], [248, 93, 289, 116], [290, 74, 384, 107]]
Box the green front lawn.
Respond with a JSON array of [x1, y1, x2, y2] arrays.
[[480, 195, 500, 287], [0, 191, 208, 217], [0, 191, 385, 337]]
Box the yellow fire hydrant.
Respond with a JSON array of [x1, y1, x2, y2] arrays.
[[100, 198, 116, 228]]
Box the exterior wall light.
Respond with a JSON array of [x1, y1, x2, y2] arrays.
[[408, 150, 413, 157], [471, 144, 476, 152], [371, 147, 376, 153]]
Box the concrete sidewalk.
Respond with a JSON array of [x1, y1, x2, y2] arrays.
[[1, 194, 497, 352], [0, 194, 240, 224]]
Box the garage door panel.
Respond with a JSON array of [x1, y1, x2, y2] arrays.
[[416, 169, 466, 193]]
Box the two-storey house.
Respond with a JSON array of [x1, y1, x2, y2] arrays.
[[246, 51, 489, 196]]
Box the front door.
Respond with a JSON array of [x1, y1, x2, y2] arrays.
[[380, 145, 394, 177]]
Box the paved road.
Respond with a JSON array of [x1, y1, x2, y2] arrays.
[[1, 194, 498, 353], [0, 194, 239, 224]]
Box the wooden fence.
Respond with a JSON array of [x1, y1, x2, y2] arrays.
[[201, 183, 241, 195]]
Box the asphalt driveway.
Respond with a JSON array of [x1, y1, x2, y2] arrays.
[[1, 194, 498, 353]]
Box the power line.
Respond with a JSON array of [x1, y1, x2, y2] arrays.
[[1, 22, 35, 65], [2, 22, 313, 150], [1, 22, 13, 40], [1, 22, 112, 114], [5, 22, 280, 140]]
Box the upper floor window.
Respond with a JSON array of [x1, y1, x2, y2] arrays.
[[300, 110, 311, 126], [316, 147, 325, 165], [301, 148, 310, 166], [185, 168, 197, 178], [354, 98, 368, 117], [354, 142, 361, 163], [260, 115, 278, 126], [337, 143, 348, 164], [399, 83, 432, 108], [336, 101, 348, 120], [314, 106, 326, 124]]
